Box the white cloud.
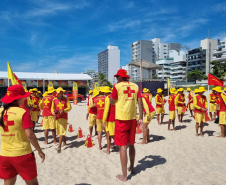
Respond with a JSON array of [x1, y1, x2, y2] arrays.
[[212, 32, 226, 41], [108, 19, 141, 32], [214, 3, 226, 13]]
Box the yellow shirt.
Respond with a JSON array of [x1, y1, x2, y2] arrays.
[[142, 97, 150, 116], [112, 81, 140, 120], [0, 107, 33, 157], [193, 94, 208, 109], [103, 95, 110, 122]]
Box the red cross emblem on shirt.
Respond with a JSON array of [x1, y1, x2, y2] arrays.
[[199, 98, 204, 104], [169, 97, 172, 102], [123, 87, 135, 97], [3, 114, 15, 132]]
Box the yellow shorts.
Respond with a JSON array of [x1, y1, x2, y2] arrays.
[[89, 113, 96, 127], [30, 111, 38, 122], [56, 118, 67, 136], [96, 119, 104, 132], [177, 107, 184, 115], [189, 103, 194, 110], [144, 111, 156, 124], [169, 111, 175, 120], [219, 111, 226, 125], [107, 121, 115, 136], [195, 112, 205, 124], [37, 111, 41, 116], [42, 116, 56, 130], [156, 107, 165, 114], [176, 106, 178, 110], [209, 103, 217, 112]]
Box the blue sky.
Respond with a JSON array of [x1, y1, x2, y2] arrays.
[[0, 0, 226, 73]]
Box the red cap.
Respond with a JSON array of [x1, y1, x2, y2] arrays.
[[114, 69, 130, 78], [1, 85, 31, 104]]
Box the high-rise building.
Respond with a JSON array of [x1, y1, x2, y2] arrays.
[[201, 38, 218, 75], [98, 45, 120, 84], [212, 40, 226, 62], [131, 40, 153, 63], [188, 48, 206, 74]]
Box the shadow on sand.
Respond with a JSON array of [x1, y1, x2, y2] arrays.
[[128, 155, 166, 180], [64, 140, 86, 149], [175, 125, 187, 130], [183, 119, 192, 123], [149, 134, 165, 142], [203, 130, 215, 136]]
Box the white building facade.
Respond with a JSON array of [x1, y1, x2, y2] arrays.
[[212, 39, 226, 62], [98, 45, 120, 84], [156, 50, 186, 81]]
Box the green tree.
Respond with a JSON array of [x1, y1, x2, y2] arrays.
[[210, 60, 226, 80], [187, 69, 207, 83], [98, 73, 107, 85]]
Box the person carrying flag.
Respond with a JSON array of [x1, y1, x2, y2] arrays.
[[168, 88, 177, 130], [39, 87, 57, 144], [175, 88, 186, 122], [155, 88, 165, 125], [209, 88, 217, 121], [142, 88, 152, 104], [110, 69, 143, 182], [51, 87, 71, 153], [193, 87, 208, 136]]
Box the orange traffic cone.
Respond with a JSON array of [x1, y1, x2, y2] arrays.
[[77, 127, 84, 138], [85, 135, 94, 148], [136, 125, 143, 134], [68, 124, 74, 132]]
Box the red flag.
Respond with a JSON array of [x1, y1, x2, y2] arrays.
[[13, 73, 22, 85], [208, 74, 224, 87]]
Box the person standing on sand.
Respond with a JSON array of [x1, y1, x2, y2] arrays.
[[110, 69, 143, 182], [0, 85, 45, 185], [168, 88, 177, 130], [86, 90, 98, 137], [175, 88, 186, 122], [90, 88, 106, 150], [142, 88, 152, 104], [193, 87, 208, 136], [39, 87, 57, 144], [187, 88, 194, 117], [30, 88, 41, 130], [215, 87, 226, 138], [139, 94, 156, 144], [51, 87, 71, 153], [155, 88, 165, 125], [102, 86, 115, 154], [209, 88, 217, 121]]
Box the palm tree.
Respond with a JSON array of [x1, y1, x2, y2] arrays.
[[98, 73, 107, 85]]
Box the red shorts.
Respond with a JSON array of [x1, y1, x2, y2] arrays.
[[0, 152, 37, 181], [115, 119, 137, 146]]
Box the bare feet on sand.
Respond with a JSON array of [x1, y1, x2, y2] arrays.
[[138, 141, 146, 144], [217, 135, 225, 138], [103, 150, 110, 154], [116, 175, 127, 182], [44, 141, 48, 144], [128, 166, 135, 174]]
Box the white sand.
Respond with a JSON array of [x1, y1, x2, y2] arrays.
[[2, 91, 226, 185]]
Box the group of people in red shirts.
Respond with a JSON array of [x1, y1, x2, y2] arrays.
[[0, 68, 226, 184]]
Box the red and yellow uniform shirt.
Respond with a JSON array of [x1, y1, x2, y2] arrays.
[[168, 94, 176, 111], [88, 97, 97, 115], [155, 94, 164, 108], [51, 97, 71, 120], [209, 93, 217, 103], [39, 95, 55, 117], [175, 94, 185, 107], [0, 107, 33, 157], [142, 95, 155, 114], [219, 93, 226, 112], [194, 94, 208, 113], [30, 96, 40, 111], [103, 95, 115, 122], [188, 92, 193, 103], [93, 95, 106, 120], [112, 81, 141, 120], [142, 93, 152, 104]]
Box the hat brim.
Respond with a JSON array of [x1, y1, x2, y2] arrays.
[[216, 90, 223, 93], [1, 92, 31, 104], [114, 74, 130, 78], [56, 90, 66, 94], [47, 89, 56, 94]]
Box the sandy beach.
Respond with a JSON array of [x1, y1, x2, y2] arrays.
[[1, 91, 226, 185]]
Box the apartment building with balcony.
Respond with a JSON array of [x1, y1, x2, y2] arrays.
[[156, 50, 186, 81], [212, 40, 226, 62], [188, 47, 206, 74]]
